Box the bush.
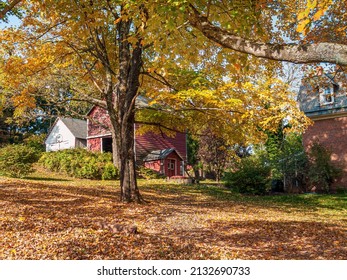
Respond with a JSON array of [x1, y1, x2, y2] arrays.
[[138, 166, 165, 179], [224, 151, 271, 195], [0, 144, 41, 178], [102, 162, 119, 180], [307, 142, 342, 193], [23, 134, 46, 153], [39, 149, 119, 180]]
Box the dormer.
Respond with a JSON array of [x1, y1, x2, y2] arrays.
[[318, 82, 339, 106], [298, 72, 347, 119]]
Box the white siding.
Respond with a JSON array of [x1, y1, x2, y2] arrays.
[[45, 119, 76, 152]]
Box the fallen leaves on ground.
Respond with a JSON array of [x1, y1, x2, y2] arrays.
[[0, 177, 346, 260]]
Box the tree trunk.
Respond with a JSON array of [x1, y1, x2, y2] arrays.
[[112, 18, 144, 203], [119, 111, 142, 203]]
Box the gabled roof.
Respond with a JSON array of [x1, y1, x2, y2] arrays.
[[143, 148, 183, 162], [60, 118, 87, 139]]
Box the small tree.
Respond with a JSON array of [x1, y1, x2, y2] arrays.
[[266, 132, 309, 193], [198, 130, 233, 181]]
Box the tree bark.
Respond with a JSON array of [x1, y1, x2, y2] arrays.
[[112, 18, 144, 203], [188, 5, 347, 66]]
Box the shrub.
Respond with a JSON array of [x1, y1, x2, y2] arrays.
[[39, 149, 119, 180], [224, 151, 271, 195], [102, 162, 119, 180], [138, 166, 165, 179], [23, 134, 46, 153], [0, 144, 41, 178]]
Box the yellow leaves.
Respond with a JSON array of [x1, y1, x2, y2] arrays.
[[11, 87, 37, 118], [297, 18, 310, 34], [18, 216, 26, 222], [296, 0, 332, 35], [307, 0, 318, 9], [312, 9, 325, 21]]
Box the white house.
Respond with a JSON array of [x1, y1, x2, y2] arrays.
[[45, 117, 87, 152]]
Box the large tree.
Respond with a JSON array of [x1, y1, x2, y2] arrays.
[[0, 1, 310, 202]]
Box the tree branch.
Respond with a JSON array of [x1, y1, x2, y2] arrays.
[[188, 4, 347, 66], [0, 0, 21, 20]]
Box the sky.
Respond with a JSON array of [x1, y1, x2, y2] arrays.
[[0, 14, 21, 29]]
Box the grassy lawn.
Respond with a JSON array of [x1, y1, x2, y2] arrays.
[[0, 169, 346, 260]]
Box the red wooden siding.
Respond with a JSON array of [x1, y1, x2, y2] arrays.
[[87, 106, 111, 137], [135, 130, 186, 162], [164, 152, 182, 177]]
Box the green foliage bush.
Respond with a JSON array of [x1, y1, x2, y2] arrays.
[[39, 149, 119, 180], [138, 166, 165, 179], [224, 150, 272, 195], [23, 134, 46, 153], [266, 133, 309, 192], [0, 144, 41, 178]]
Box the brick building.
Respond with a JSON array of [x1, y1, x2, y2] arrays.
[[298, 72, 347, 188]]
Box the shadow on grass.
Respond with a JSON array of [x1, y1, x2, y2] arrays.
[[24, 176, 72, 182]]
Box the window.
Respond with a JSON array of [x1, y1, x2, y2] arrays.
[[168, 159, 175, 170], [319, 85, 336, 105]]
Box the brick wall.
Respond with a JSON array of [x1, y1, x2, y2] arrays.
[[303, 116, 347, 188]]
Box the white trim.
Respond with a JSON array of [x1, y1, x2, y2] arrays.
[[167, 158, 177, 176], [86, 133, 112, 139], [310, 110, 347, 121]]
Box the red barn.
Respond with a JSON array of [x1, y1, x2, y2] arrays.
[[86, 106, 187, 177]]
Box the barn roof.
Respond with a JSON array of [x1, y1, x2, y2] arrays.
[[143, 148, 183, 162], [60, 118, 87, 139]]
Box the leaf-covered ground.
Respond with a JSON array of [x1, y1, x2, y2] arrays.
[[0, 172, 346, 260]]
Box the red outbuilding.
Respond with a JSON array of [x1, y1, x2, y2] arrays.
[[143, 148, 184, 177]]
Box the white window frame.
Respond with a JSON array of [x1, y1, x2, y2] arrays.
[[319, 86, 335, 106]]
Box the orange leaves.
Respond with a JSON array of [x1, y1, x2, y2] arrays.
[[0, 177, 346, 260], [12, 87, 36, 110]]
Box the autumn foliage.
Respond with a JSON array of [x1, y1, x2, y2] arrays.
[[0, 174, 346, 260]]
